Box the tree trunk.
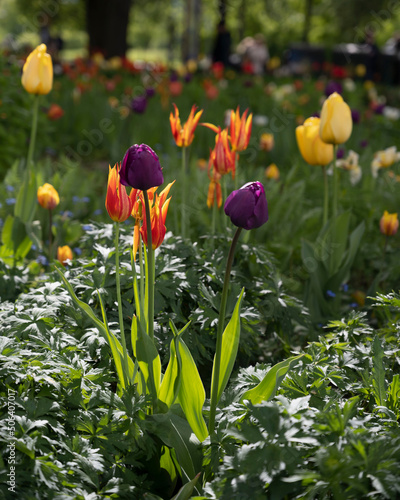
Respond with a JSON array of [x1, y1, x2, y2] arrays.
[[86, 0, 132, 58], [302, 0, 313, 43]]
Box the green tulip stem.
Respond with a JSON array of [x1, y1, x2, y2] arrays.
[[209, 226, 243, 435], [322, 165, 328, 226], [114, 222, 130, 388], [181, 146, 187, 239], [139, 236, 145, 305], [143, 190, 154, 341], [48, 208, 53, 261], [332, 145, 338, 218], [26, 95, 40, 174], [234, 153, 238, 191]]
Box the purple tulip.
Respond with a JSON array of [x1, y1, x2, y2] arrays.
[[325, 81, 342, 97], [337, 148, 345, 159], [145, 87, 156, 98], [224, 181, 268, 230], [119, 144, 164, 191], [131, 95, 147, 114], [351, 109, 361, 124]]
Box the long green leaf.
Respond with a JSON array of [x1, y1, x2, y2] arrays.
[[135, 315, 161, 397], [240, 354, 304, 405], [176, 338, 208, 442], [211, 288, 244, 405], [148, 412, 202, 485], [159, 337, 180, 408]]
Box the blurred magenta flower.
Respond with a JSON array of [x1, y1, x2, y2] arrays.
[[119, 144, 164, 190], [224, 181, 268, 230]]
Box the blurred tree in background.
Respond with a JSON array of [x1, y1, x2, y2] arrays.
[[0, 0, 399, 60]]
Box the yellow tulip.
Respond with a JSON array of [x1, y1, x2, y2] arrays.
[[296, 117, 333, 166], [57, 246, 73, 266], [21, 44, 53, 95], [380, 211, 399, 237], [265, 163, 280, 180], [319, 92, 352, 145], [37, 183, 59, 210]]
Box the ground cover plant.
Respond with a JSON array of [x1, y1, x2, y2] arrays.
[[1, 43, 400, 500]]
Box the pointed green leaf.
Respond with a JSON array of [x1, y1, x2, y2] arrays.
[[177, 338, 208, 442], [135, 316, 161, 397], [240, 354, 304, 405], [160, 337, 180, 408], [171, 472, 201, 500], [15, 169, 38, 223], [211, 288, 244, 405]]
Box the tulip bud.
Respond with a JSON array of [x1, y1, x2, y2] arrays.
[[319, 92, 352, 145], [119, 144, 164, 191], [380, 211, 399, 236], [224, 181, 268, 230], [21, 44, 53, 95], [57, 245, 73, 266], [37, 183, 60, 210]]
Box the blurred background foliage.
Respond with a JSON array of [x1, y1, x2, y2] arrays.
[[1, 0, 400, 62]]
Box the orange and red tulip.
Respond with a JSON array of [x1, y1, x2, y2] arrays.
[[229, 106, 252, 152], [37, 183, 59, 210], [211, 128, 237, 178], [140, 182, 174, 250], [169, 104, 203, 147], [105, 164, 134, 222]]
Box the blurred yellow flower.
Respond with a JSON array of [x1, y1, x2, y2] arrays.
[[335, 150, 362, 185], [259, 133, 274, 152], [371, 146, 400, 177], [37, 183, 59, 210], [380, 211, 399, 236], [265, 163, 280, 180], [296, 117, 333, 166], [320, 92, 352, 145]]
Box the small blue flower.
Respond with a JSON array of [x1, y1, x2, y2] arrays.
[[82, 224, 93, 231], [350, 302, 359, 308], [81, 196, 90, 203], [6, 198, 16, 205], [36, 255, 48, 266], [93, 209, 103, 216], [326, 290, 336, 298], [73, 247, 82, 256], [342, 283, 349, 292], [62, 210, 74, 218], [31, 244, 37, 251], [72, 196, 80, 203], [6, 185, 14, 192]]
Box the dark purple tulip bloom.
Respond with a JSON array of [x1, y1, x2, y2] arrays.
[[184, 72, 193, 83], [224, 181, 268, 230], [337, 148, 345, 159], [145, 87, 156, 98], [374, 103, 385, 115], [131, 95, 147, 114], [170, 71, 178, 82], [351, 109, 361, 124], [325, 81, 342, 96], [360, 139, 368, 148], [119, 144, 164, 191]]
